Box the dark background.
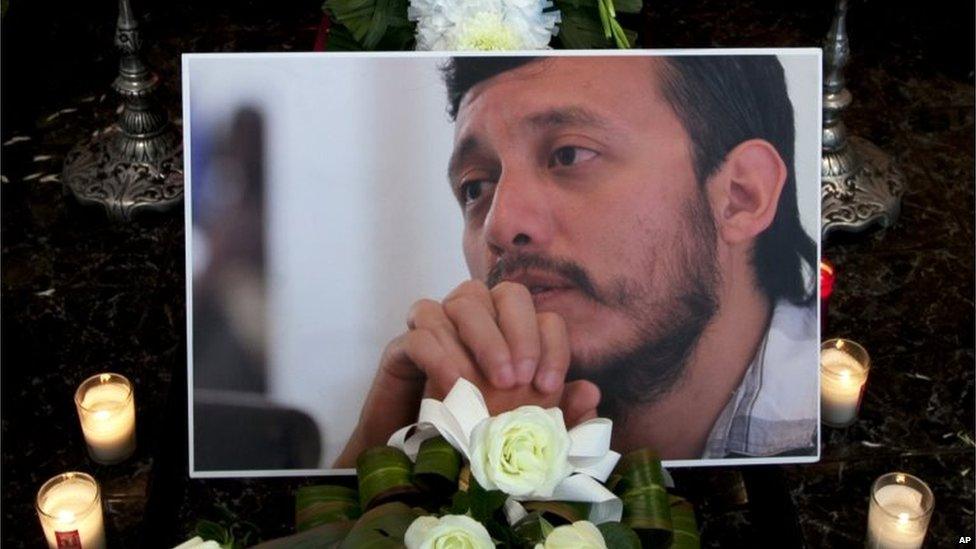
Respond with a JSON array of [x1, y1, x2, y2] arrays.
[[2, 0, 973, 139], [2, 1, 974, 547]]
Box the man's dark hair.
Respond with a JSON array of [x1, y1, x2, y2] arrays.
[[442, 56, 817, 306]]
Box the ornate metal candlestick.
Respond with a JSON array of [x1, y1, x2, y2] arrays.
[[63, 0, 183, 221], [821, 0, 904, 238]]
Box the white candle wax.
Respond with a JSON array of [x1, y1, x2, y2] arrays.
[[867, 484, 929, 549], [820, 347, 868, 426], [76, 375, 136, 464], [36, 473, 106, 549]]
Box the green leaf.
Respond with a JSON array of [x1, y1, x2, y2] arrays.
[[412, 436, 462, 494], [373, 25, 415, 51], [622, 27, 638, 48], [597, 522, 642, 548], [230, 521, 261, 548], [356, 446, 419, 511], [296, 485, 361, 532], [325, 24, 366, 51], [609, 17, 630, 49], [610, 450, 674, 548], [323, 0, 412, 50], [611, 0, 642, 14], [554, 1, 638, 49], [555, 0, 639, 13], [449, 490, 470, 515], [483, 516, 519, 547], [521, 501, 590, 524], [466, 478, 508, 523], [669, 496, 701, 549], [195, 519, 231, 545], [251, 521, 355, 549], [339, 502, 423, 548], [540, 516, 555, 537], [511, 512, 555, 546], [556, 4, 615, 49], [598, 0, 612, 39]]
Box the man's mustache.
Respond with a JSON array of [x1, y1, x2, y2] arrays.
[[485, 254, 603, 305]]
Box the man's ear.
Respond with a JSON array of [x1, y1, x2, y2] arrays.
[[707, 139, 787, 245]]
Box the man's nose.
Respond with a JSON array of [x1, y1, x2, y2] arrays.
[[484, 167, 553, 256]]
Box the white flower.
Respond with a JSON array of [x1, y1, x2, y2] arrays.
[[171, 537, 221, 549], [534, 521, 607, 549], [469, 405, 573, 498], [408, 0, 560, 51], [404, 514, 495, 549]]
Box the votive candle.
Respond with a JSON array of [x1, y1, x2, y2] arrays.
[[820, 260, 835, 334], [820, 338, 870, 427], [867, 472, 934, 549], [75, 373, 136, 464], [35, 472, 106, 549]]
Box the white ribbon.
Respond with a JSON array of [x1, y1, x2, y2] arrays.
[[388, 379, 623, 524]]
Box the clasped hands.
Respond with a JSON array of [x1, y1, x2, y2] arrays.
[[336, 280, 601, 467]]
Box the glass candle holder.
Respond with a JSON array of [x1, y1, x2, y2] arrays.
[[867, 472, 934, 549], [74, 373, 137, 464], [820, 338, 870, 427], [35, 472, 106, 549]]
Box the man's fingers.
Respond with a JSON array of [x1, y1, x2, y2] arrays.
[[443, 295, 515, 389], [443, 280, 497, 318], [491, 282, 541, 385], [534, 312, 570, 394], [381, 329, 439, 380], [386, 327, 482, 399], [407, 298, 454, 334], [561, 380, 601, 427]]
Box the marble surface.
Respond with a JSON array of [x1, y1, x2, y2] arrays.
[[2, 0, 973, 547]]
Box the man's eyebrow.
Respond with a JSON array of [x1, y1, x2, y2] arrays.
[[447, 106, 610, 183], [447, 134, 484, 184], [523, 106, 610, 131]]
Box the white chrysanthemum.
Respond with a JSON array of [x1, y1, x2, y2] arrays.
[[409, 0, 560, 51]]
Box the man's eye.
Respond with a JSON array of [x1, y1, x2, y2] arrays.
[[459, 180, 489, 204], [549, 146, 598, 168]]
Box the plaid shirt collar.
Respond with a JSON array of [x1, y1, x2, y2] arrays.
[[702, 300, 819, 459]]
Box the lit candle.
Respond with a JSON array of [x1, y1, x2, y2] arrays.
[[867, 472, 934, 549], [820, 338, 870, 427], [35, 472, 106, 549], [75, 373, 136, 464], [820, 259, 835, 334]]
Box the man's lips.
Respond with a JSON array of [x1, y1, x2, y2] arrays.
[[501, 272, 575, 296]]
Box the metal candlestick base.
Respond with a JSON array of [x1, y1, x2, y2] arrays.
[[63, 0, 183, 221], [63, 129, 183, 220], [822, 136, 905, 236], [820, 0, 904, 239]]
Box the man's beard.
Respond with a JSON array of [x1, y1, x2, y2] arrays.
[[486, 190, 719, 423]]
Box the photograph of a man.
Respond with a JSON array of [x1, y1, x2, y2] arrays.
[[337, 54, 820, 465]]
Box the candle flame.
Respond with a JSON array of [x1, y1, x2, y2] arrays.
[[99, 373, 112, 383], [840, 370, 852, 382], [896, 474, 906, 483], [94, 410, 112, 421], [57, 510, 75, 523], [835, 339, 844, 350], [897, 512, 910, 524]]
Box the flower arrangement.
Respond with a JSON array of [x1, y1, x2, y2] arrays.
[[320, 0, 640, 51], [207, 379, 701, 548]]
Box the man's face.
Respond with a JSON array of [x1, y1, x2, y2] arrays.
[[449, 57, 719, 406]]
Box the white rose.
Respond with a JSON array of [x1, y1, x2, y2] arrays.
[[404, 514, 495, 549], [534, 521, 607, 549], [469, 406, 573, 498]]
